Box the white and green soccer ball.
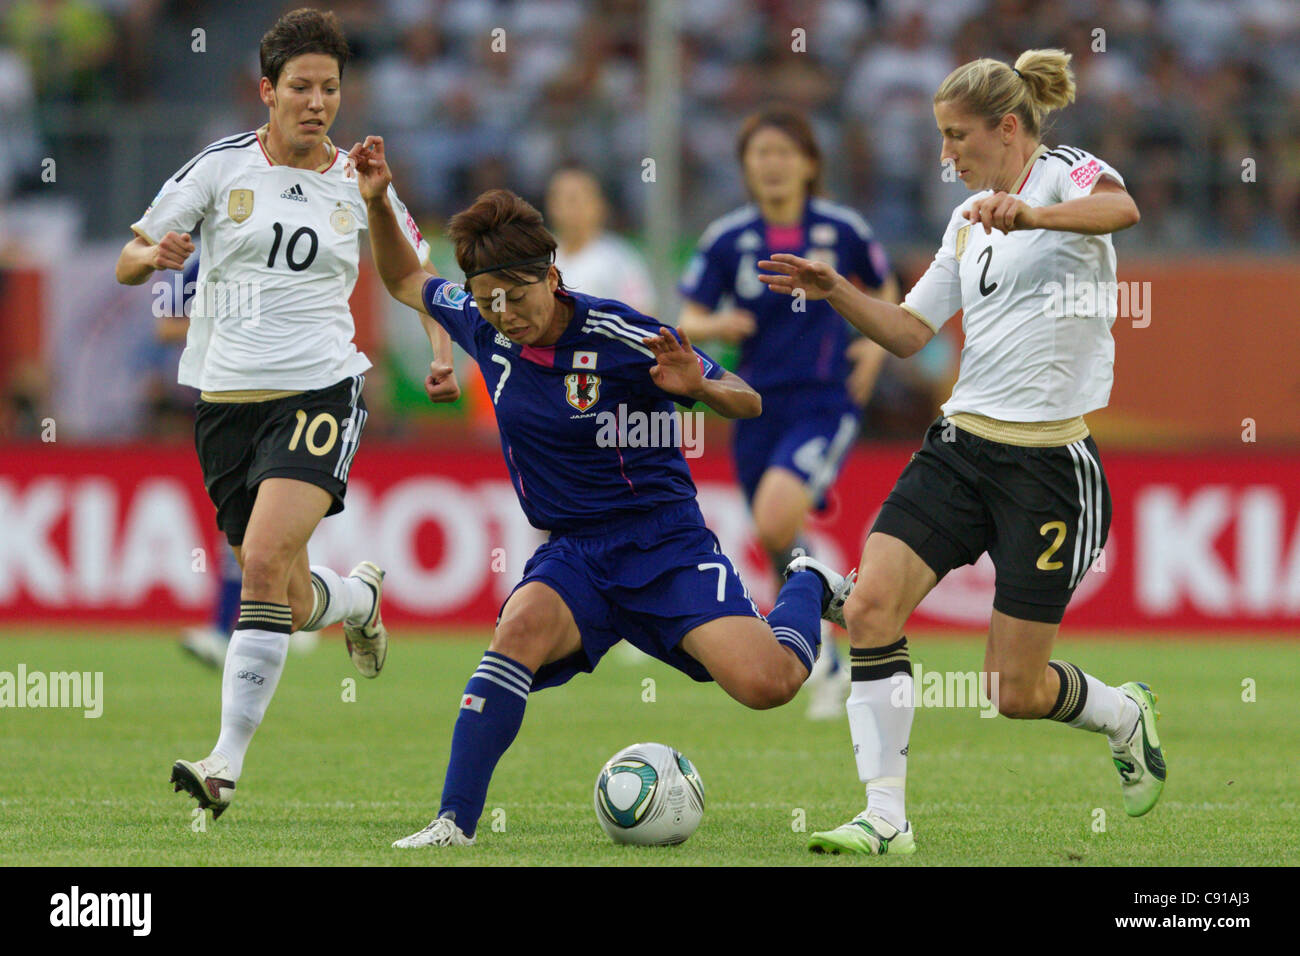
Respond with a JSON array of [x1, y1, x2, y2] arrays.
[[593, 742, 705, 846]]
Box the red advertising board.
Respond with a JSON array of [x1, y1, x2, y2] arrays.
[[2, 443, 1298, 632]]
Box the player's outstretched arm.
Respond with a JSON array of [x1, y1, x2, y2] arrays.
[[350, 135, 438, 314], [677, 300, 756, 345], [115, 231, 195, 286], [758, 253, 933, 359], [643, 326, 761, 419]]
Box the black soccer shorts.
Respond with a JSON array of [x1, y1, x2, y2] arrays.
[[193, 375, 367, 546], [870, 417, 1111, 624]]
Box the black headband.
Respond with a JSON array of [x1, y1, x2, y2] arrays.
[[1012, 67, 1024, 79], [463, 254, 553, 280]]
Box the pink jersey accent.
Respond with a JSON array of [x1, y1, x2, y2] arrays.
[[765, 224, 803, 251], [507, 444, 527, 499], [614, 445, 637, 496], [521, 345, 556, 367]]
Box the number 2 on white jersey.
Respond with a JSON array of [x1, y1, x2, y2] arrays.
[[490, 354, 511, 404]]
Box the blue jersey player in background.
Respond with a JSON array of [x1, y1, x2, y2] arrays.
[[350, 134, 855, 848], [679, 108, 898, 719]]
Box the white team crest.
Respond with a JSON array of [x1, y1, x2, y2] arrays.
[[737, 230, 761, 250], [565, 372, 600, 411], [330, 204, 355, 234], [810, 223, 837, 245], [228, 188, 254, 223]]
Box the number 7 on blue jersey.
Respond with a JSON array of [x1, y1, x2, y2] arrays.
[[490, 354, 511, 405]]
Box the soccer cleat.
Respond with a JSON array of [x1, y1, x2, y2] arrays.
[[170, 755, 236, 819], [180, 626, 228, 669], [785, 555, 856, 629], [1111, 681, 1166, 817], [392, 814, 475, 848], [343, 561, 387, 678], [808, 810, 915, 856]]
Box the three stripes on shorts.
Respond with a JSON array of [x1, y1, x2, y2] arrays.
[[1065, 439, 1104, 588]]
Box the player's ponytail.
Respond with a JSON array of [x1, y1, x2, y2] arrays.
[[935, 49, 1076, 139], [448, 189, 564, 288]]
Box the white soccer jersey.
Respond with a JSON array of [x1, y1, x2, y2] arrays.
[[902, 144, 1125, 421], [132, 128, 429, 391], [555, 233, 656, 314]]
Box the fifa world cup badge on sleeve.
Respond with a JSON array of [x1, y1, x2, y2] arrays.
[[956, 224, 970, 258]]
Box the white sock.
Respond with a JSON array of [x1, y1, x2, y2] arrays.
[[212, 616, 290, 780], [307, 566, 375, 629], [847, 642, 913, 831], [1068, 673, 1140, 741]]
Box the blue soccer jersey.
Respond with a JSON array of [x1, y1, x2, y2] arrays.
[[421, 278, 726, 533], [679, 197, 890, 393]]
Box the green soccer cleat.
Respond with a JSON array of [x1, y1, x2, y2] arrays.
[[808, 810, 915, 856], [1111, 681, 1166, 817]]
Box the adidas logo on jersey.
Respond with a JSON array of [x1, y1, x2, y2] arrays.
[[280, 184, 307, 203], [494, 331, 513, 349]]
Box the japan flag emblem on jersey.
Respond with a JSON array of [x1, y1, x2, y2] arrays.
[[565, 372, 600, 411]]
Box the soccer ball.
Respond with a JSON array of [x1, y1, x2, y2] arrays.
[[593, 742, 705, 846]]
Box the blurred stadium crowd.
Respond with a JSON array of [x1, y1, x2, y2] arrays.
[[0, 0, 1296, 443], [3, 0, 1299, 245]]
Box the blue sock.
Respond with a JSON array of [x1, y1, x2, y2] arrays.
[[439, 650, 534, 837], [213, 550, 242, 638], [767, 570, 823, 674]]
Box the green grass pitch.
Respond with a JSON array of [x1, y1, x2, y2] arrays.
[[2, 630, 1296, 866]]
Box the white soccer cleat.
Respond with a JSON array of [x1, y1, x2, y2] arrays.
[[392, 814, 475, 848], [180, 626, 228, 669], [785, 555, 856, 629], [171, 755, 236, 819], [343, 561, 387, 678]]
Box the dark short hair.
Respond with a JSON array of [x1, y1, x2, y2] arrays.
[[448, 189, 563, 287], [735, 106, 823, 196], [260, 8, 350, 88]]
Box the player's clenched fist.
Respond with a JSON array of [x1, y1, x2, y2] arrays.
[[347, 135, 392, 201], [153, 231, 195, 272], [757, 253, 839, 301], [425, 360, 460, 404]]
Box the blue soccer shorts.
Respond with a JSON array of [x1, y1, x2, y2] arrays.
[[732, 384, 861, 510], [501, 500, 762, 690]]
